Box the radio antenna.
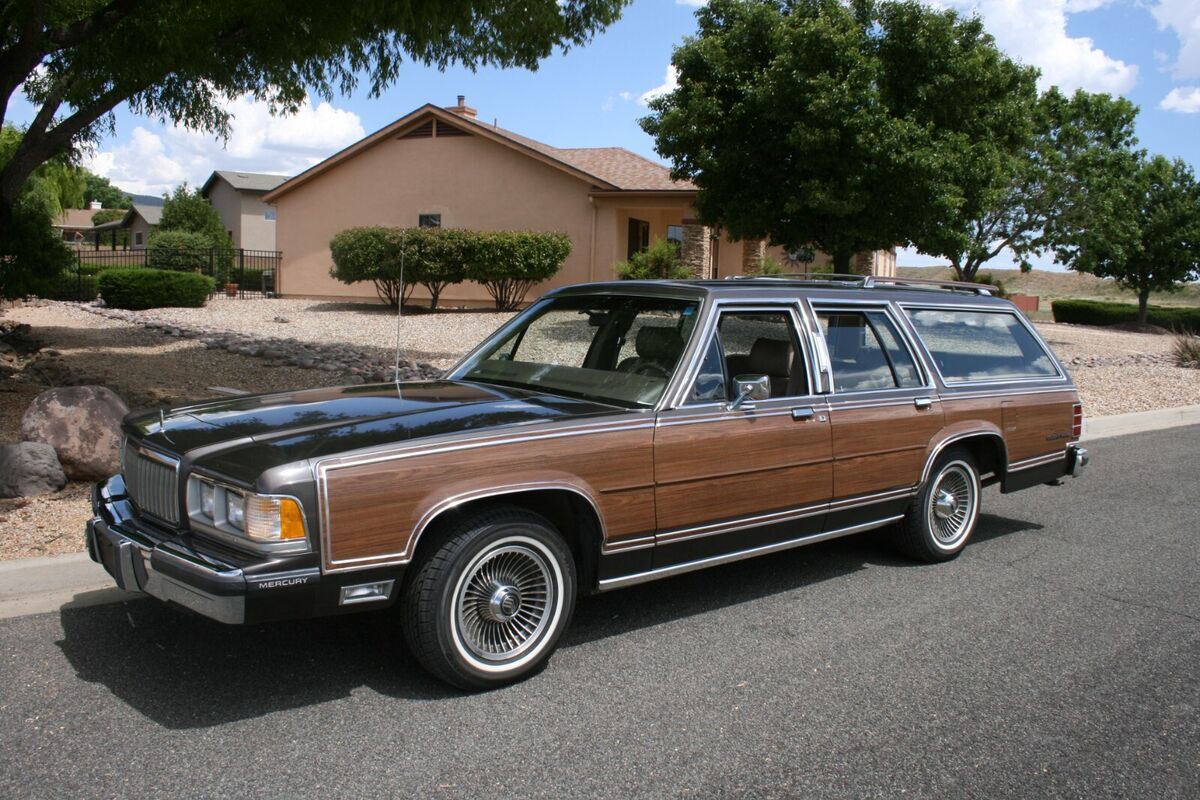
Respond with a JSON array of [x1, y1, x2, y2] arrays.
[[393, 231, 406, 386]]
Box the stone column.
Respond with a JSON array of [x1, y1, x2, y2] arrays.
[[681, 221, 712, 279], [853, 251, 875, 276], [742, 239, 767, 274]]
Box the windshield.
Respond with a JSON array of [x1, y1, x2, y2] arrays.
[[455, 294, 702, 408]]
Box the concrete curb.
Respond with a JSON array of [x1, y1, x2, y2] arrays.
[[1, 405, 1197, 621], [1080, 403, 1200, 441]]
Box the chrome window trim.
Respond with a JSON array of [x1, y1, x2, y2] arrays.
[[898, 303, 1069, 387], [809, 301, 934, 393], [666, 299, 818, 410]]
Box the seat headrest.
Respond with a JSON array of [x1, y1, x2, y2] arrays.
[[747, 337, 792, 377], [635, 326, 683, 361]]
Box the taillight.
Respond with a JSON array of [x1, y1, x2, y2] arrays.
[[1072, 403, 1083, 438]]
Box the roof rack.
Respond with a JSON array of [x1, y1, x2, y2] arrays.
[[724, 272, 994, 296]]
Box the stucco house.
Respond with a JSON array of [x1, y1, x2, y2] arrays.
[[92, 203, 162, 249], [263, 97, 896, 305], [200, 170, 288, 251]]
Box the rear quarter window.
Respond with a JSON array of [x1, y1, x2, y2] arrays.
[[906, 308, 1059, 382]]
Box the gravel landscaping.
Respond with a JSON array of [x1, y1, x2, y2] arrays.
[[1, 298, 1196, 561]]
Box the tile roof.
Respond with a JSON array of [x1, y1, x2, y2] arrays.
[[54, 208, 114, 229], [476, 122, 694, 191]]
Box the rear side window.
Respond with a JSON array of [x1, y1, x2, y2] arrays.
[[906, 308, 1058, 382], [817, 309, 923, 392]]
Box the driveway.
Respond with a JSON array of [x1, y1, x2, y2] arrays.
[[1, 426, 1196, 799]]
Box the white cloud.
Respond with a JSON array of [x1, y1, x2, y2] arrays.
[[940, 1, 1137, 94], [618, 91, 633, 102], [639, 65, 679, 106], [84, 93, 364, 196], [675, 0, 706, 6], [1151, 0, 1200, 79], [1161, 86, 1200, 112]]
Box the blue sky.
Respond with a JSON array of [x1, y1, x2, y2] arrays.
[[7, 0, 1200, 269]]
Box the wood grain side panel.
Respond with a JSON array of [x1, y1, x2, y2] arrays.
[[1000, 390, 1078, 462], [653, 411, 834, 532], [322, 426, 656, 569], [829, 404, 944, 497], [654, 462, 833, 533]]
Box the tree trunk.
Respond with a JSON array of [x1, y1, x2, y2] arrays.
[[832, 250, 852, 274], [1138, 288, 1150, 325], [950, 258, 966, 282]]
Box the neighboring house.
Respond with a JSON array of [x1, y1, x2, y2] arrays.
[[53, 202, 127, 245], [200, 170, 288, 251], [93, 203, 162, 248], [263, 96, 896, 305]]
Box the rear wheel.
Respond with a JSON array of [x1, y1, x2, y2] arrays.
[[402, 507, 576, 690], [894, 447, 981, 562]]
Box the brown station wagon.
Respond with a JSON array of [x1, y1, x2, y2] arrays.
[[88, 275, 1088, 688]]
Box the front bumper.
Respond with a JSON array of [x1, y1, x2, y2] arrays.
[[88, 475, 403, 624], [87, 476, 251, 623]]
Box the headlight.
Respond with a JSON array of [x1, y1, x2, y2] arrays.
[[199, 482, 216, 518], [225, 492, 245, 529], [188, 476, 307, 545]]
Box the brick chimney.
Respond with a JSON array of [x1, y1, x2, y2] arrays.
[[446, 95, 477, 119]]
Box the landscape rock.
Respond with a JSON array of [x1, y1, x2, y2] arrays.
[[20, 385, 129, 480], [0, 442, 68, 498]]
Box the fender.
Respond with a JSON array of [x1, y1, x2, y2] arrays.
[[918, 424, 1009, 486]]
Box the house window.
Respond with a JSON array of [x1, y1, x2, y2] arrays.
[[627, 218, 650, 259], [264, 209, 277, 221], [227, 230, 234, 240], [667, 225, 684, 245], [134, 231, 144, 246], [418, 214, 441, 228]]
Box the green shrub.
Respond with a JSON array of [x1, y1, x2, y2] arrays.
[[465, 231, 571, 310], [615, 237, 691, 280], [97, 268, 214, 309], [974, 272, 1009, 297], [329, 227, 414, 307], [46, 269, 100, 301], [756, 255, 786, 276], [1051, 299, 1200, 332], [405, 227, 469, 308], [147, 230, 231, 278]]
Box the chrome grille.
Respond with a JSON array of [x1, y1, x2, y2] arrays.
[[121, 439, 180, 524]]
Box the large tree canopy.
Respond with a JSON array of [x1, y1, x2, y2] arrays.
[[0, 0, 629, 233], [1053, 155, 1200, 323], [641, 0, 1037, 272], [921, 89, 1140, 281]]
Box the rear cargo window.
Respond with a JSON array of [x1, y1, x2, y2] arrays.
[[905, 309, 1058, 382]]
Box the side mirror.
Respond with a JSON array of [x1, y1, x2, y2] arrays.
[[729, 374, 771, 411]]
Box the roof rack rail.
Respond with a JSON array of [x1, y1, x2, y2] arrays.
[[725, 272, 993, 296]]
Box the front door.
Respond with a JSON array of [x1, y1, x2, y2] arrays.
[[652, 305, 834, 567]]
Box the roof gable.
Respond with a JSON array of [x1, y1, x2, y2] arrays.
[[263, 104, 693, 202], [202, 170, 289, 196]]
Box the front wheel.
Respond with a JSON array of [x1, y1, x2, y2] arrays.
[[402, 507, 576, 690], [894, 447, 981, 562]]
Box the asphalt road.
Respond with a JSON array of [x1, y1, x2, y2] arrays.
[[1, 427, 1197, 799]]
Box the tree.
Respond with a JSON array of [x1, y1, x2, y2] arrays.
[[1, 125, 75, 297], [158, 184, 228, 249], [1054, 155, 1200, 324], [920, 89, 1140, 281], [615, 237, 690, 279], [84, 173, 131, 208], [641, 0, 1037, 272], [0, 0, 629, 242]]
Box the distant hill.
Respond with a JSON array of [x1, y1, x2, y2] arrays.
[[898, 266, 1200, 309], [126, 192, 164, 206]]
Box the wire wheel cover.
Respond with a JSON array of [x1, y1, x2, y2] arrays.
[[928, 463, 975, 547], [455, 543, 554, 662]]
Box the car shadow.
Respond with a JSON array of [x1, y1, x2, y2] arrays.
[[55, 510, 1044, 729]]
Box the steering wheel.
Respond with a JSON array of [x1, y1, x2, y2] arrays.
[[633, 362, 669, 380]]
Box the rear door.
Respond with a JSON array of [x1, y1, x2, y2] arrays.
[[810, 302, 944, 528], [652, 303, 833, 567]]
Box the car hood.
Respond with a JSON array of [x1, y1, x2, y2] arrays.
[[124, 381, 629, 483]]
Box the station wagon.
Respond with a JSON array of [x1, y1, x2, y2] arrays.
[[88, 275, 1088, 688]]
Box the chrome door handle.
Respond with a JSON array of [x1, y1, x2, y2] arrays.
[[914, 397, 933, 410], [791, 406, 816, 421]]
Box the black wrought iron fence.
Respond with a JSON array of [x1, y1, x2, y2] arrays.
[[53, 248, 282, 301]]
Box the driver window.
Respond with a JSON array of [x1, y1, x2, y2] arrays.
[[687, 310, 808, 402]]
